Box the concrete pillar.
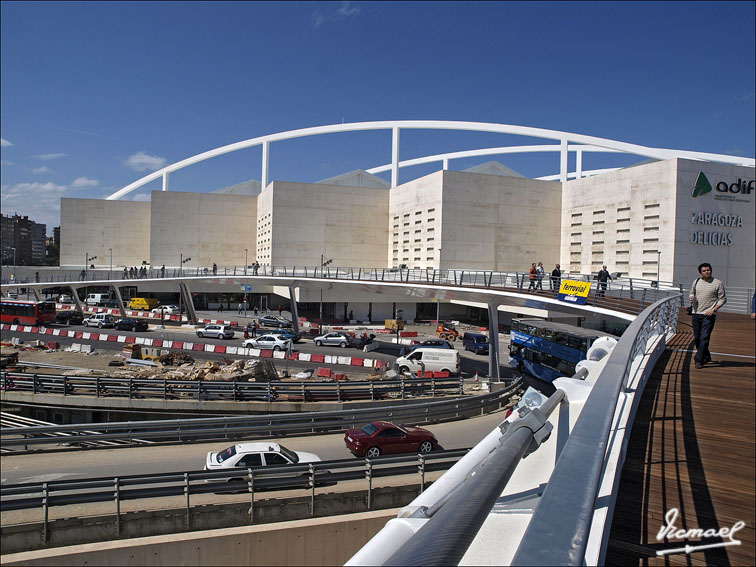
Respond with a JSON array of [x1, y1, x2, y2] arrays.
[[162, 171, 169, 192], [110, 285, 128, 318], [391, 127, 400, 188], [32, 288, 42, 301], [288, 285, 300, 336], [560, 138, 568, 183], [487, 304, 501, 380], [262, 140, 270, 189], [69, 285, 86, 314], [179, 281, 197, 324]]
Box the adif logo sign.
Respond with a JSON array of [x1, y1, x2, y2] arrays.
[[693, 172, 755, 198], [692, 172, 712, 197]]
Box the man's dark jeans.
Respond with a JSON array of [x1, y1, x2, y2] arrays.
[[692, 313, 717, 364]]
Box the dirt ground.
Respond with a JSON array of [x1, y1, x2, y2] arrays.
[[1, 343, 123, 373]]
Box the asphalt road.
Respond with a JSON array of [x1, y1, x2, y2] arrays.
[[0, 409, 511, 485]]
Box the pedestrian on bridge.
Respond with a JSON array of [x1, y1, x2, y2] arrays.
[[689, 262, 726, 369]]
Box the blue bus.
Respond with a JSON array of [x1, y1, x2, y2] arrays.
[[509, 319, 613, 382]]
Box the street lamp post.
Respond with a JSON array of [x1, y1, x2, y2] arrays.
[[11, 247, 16, 282], [244, 248, 248, 276], [319, 255, 333, 331], [108, 248, 113, 280]]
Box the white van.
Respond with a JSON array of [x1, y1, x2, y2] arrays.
[[85, 293, 108, 306], [394, 347, 461, 376]]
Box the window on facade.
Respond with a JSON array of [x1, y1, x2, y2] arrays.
[[593, 210, 605, 215], [617, 206, 631, 212], [643, 238, 659, 243], [644, 226, 660, 232], [644, 203, 660, 209], [644, 215, 660, 221]]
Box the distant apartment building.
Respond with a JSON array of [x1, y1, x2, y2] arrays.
[[1, 214, 47, 266]]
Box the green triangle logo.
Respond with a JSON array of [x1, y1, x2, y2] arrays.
[[692, 172, 712, 197]]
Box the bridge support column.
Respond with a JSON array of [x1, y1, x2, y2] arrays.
[[179, 281, 197, 324], [68, 285, 86, 314], [288, 285, 301, 335], [110, 285, 127, 317], [487, 304, 501, 380]]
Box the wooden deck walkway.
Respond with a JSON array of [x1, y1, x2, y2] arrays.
[[606, 310, 755, 566]]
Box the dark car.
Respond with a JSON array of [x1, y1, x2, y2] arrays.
[[55, 310, 84, 326], [265, 328, 302, 343], [258, 315, 292, 328], [463, 332, 489, 355], [344, 421, 438, 458], [115, 318, 149, 332], [403, 338, 454, 355]]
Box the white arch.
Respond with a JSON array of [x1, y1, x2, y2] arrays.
[[106, 120, 755, 200]]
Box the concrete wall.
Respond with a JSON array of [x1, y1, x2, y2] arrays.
[[60, 198, 151, 268], [1, 509, 398, 566], [388, 170, 562, 271], [441, 171, 562, 272], [674, 159, 755, 288], [561, 159, 755, 287], [260, 181, 389, 268], [150, 191, 257, 269]]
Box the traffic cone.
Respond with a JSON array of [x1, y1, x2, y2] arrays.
[[474, 372, 479, 383]]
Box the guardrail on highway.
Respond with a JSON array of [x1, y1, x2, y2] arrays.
[[0, 449, 470, 547], [1, 373, 465, 403], [0, 379, 521, 450]]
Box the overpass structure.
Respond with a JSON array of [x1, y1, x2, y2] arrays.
[[2, 271, 753, 565]]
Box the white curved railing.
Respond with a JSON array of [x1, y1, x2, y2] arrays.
[[105, 120, 755, 199]]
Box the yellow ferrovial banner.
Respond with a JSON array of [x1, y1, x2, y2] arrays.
[[558, 279, 592, 305]]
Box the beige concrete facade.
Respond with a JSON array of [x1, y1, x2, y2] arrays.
[[58, 160, 754, 288], [561, 158, 755, 288], [258, 181, 390, 267], [149, 191, 257, 269], [60, 198, 151, 269], [388, 170, 562, 271]]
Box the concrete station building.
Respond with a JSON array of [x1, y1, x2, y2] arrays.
[[58, 121, 755, 321]]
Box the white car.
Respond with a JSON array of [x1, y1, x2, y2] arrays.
[[83, 313, 116, 328], [313, 331, 355, 348], [243, 334, 292, 351], [196, 324, 235, 340], [151, 304, 180, 315], [205, 442, 321, 473]]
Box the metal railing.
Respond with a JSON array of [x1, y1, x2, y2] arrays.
[[5, 264, 750, 314], [0, 380, 522, 450], [0, 449, 469, 547], [1, 373, 465, 404]]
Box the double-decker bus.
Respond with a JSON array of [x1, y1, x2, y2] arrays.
[[509, 318, 613, 382], [0, 299, 57, 326]]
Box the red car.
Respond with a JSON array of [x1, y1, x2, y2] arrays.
[[344, 421, 438, 458]]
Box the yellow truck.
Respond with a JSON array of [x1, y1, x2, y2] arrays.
[[384, 318, 405, 331], [128, 297, 159, 310]]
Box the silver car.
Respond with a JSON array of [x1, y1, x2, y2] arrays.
[[243, 334, 291, 351], [196, 324, 235, 340], [313, 332, 353, 348]]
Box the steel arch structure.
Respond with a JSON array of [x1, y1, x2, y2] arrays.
[[106, 120, 755, 200]]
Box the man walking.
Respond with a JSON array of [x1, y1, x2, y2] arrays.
[[527, 263, 537, 291], [535, 262, 545, 290], [550, 264, 561, 291], [597, 265, 612, 297], [689, 262, 726, 369]]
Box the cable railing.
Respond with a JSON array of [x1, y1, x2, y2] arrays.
[[0, 380, 522, 450]]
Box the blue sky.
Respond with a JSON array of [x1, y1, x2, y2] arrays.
[[1, 1, 754, 233]]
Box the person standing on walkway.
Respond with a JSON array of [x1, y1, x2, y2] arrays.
[[550, 264, 561, 291], [535, 262, 545, 290], [689, 262, 726, 369], [527, 263, 537, 291], [238, 303, 243, 314], [212, 263, 217, 275], [597, 265, 612, 297]]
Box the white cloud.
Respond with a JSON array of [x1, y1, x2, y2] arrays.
[[34, 152, 67, 160], [30, 166, 53, 174], [131, 193, 152, 202], [313, 1, 360, 27], [1, 160, 14, 166], [0, 138, 12, 147], [72, 176, 99, 188], [0, 181, 67, 229], [124, 151, 167, 172]]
